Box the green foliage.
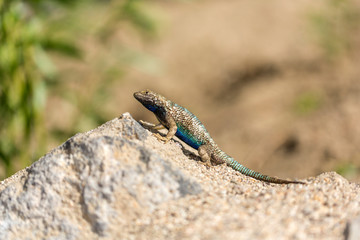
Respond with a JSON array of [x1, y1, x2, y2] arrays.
[[0, 1, 48, 176], [308, 0, 360, 60], [122, 0, 158, 35], [97, 0, 159, 41], [293, 91, 322, 116], [336, 162, 359, 179], [42, 38, 82, 59], [0, 0, 160, 179]]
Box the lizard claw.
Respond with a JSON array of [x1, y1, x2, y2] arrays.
[[138, 120, 146, 126], [154, 133, 170, 143], [199, 161, 212, 167]]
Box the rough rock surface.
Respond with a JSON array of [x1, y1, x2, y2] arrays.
[[0, 113, 359, 240]]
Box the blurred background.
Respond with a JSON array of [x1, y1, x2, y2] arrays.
[[1, 0, 360, 181]]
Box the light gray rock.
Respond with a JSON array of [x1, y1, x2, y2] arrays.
[[0, 113, 201, 240], [345, 216, 360, 240]]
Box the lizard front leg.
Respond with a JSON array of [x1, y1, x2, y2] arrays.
[[139, 117, 177, 143], [154, 116, 177, 143], [139, 120, 165, 130]]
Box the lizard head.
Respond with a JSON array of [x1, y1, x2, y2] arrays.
[[134, 89, 169, 112]]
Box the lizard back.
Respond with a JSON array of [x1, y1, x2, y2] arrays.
[[170, 104, 215, 150]]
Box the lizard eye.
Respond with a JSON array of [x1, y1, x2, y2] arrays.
[[145, 90, 149, 94]]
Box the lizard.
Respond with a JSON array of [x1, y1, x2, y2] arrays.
[[134, 89, 304, 184]]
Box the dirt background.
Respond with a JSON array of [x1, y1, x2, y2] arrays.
[[49, 0, 360, 181]]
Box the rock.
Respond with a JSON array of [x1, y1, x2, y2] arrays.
[[0, 113, 359, 240], [345, 216, 360, 240], [0, 113, 201, 239]]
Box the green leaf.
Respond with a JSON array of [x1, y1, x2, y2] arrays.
[[41, 37, 82, 59], [293, 91, 322, 116], [121, 0, 157, 35], [33, 46, 57, 78]]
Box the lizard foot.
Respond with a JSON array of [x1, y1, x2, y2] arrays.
[[200, 161, 212, 167], [154, 133, 170, 143]]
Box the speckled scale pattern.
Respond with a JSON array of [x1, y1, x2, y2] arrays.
[[134, 90, 303, 184], [170, 104, 216, 149]]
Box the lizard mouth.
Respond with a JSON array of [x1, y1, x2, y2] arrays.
[[133, 92, 142, 101], [134, 90, 154, 102], [133, 91, 149, 102], [133, 91, 154, 107]]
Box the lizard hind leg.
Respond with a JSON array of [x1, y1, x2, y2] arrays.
[[198, 145, 212, 167]]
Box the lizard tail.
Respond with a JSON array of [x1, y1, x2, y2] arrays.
[[227, 158, 304, 184]]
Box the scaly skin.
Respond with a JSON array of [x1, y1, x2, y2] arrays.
[[134, 89, 304, 184]]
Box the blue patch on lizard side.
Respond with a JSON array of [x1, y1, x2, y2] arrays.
[[175, 127, 202, 150]]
